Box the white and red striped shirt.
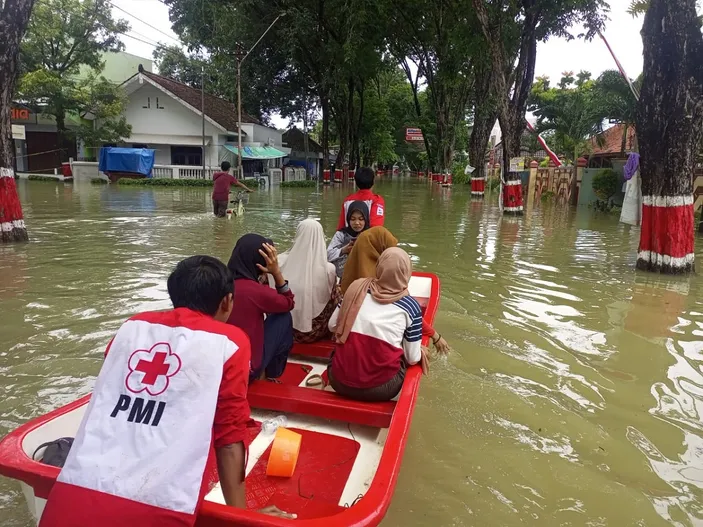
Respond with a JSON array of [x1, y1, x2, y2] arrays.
[[39, 308, 251, 527], [329, 294, 422, 388]]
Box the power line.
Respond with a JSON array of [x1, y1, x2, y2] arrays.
[[108, 0, 182, 45]]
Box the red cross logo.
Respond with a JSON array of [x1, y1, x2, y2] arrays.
[[126, 343, 181, 396]]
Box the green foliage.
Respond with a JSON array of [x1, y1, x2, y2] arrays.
[[18, 0, 131, 149], [281, 180, 316, 188], [27, 175, 63, 182], [117, 178, 213, 187], [452, 162, 470, 185], [592, 168, 619, 201], [487, 176, 501, 191], [541, 190, 556, 202], [90, 178, 109, 185], [529, 72, 607, 163]]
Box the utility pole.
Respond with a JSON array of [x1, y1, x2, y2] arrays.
[[234, 14, 284, 180], [201, 64, 206, 179]]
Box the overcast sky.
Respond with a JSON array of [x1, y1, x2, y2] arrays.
[[112, 0, 645, 129]]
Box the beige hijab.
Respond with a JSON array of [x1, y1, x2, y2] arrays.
[[275, 219, 336, 333], [334, 247, 412, 344]]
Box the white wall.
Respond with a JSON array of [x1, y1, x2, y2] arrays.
[[125, 83, 221, 141], [123, 83, 223, 167]]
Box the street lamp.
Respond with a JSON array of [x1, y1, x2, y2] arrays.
[[234, 14, 284, 179]]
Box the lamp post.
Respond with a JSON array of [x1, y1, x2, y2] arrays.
[[234, 14, 284, 180]]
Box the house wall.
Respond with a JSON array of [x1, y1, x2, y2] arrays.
[[123, 83, 221, 167]]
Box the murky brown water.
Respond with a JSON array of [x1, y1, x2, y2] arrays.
[[2, 178, 703, 526]]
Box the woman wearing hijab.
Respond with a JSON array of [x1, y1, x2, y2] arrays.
[[227, 233, 295, 381], [327, 248, 427, 402], [274, 219, 340, 343], [327, 201, 370, 278], [339, 226, 451, 354]]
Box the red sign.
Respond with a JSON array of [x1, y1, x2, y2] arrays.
[[405, 127, 424, 142], [11, 108, 30, 121]]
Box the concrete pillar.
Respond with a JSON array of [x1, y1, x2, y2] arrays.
[[526, 160, 539, 211]]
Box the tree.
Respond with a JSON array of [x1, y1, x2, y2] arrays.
[[385, 0, 477, 172], [472, 0, 609, 213], [529, 71, 606, 163], [595, 69, 641, 154], [18, 0, 129, 158], [634, 0, 703, 274], [0, 0, 35, 243]]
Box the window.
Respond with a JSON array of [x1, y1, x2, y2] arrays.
[[171, 146, 202, 166]]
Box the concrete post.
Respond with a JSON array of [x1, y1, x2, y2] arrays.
[[526, 160, 539, 211]]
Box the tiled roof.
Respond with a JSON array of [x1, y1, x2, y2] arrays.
[[282, 127, 323, 154], [142, 71, 261, 133], [590, 124, 636, 156]]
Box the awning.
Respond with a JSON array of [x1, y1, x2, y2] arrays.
[[224, 144, 287, 160]]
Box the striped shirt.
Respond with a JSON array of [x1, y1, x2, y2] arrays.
[[329, 293, 423, 389]]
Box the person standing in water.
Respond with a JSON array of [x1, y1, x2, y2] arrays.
[[212, 161, 253, 217], [327, 200, 370, 278]]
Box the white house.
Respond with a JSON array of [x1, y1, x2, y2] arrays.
[[118, 67, 288, 176]]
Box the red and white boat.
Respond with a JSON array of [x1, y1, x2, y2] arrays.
[[0, 272, 440, 527]]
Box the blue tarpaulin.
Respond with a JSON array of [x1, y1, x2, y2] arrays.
[[99, 147, 156, 177]]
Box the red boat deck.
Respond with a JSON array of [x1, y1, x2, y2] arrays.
[[246, 428, 360, 519]]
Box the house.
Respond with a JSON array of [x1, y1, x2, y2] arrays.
[[11, 51, 153, 174], [282, 127, 323, 177], [118, 67, 288, 177], [587, 124, 636, 168]]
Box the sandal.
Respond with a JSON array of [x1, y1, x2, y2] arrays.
[[305, 374, 326, 388]]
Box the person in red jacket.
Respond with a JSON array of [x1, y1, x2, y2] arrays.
[[212, 161, 253, 217], [337, 167, 385, 230], [38, 255, 293, 526], [227, 234, 295, 381]]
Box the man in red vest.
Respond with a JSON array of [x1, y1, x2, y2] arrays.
[[39, 256, 292, 526]]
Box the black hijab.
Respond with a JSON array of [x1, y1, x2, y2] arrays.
[[227, 233, 273, 281], [342, 200, 370, 237]]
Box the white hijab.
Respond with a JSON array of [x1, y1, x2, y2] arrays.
[[275, 218, 337, 333]]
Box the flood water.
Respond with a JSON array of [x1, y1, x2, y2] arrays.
[[2, 178, 703, 526]]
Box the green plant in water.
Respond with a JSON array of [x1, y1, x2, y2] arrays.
[[281, 180, 316, 188], [117, 178, 213, 187], [27, 175, 64, 182], [593, 169, 619, 201], [541, 190, 556, 202], [487, 177, 501, 191]]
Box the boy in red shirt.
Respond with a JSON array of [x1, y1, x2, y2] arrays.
[[39, 256, 292, 526], [337, 167, 385, 230], [212, 161, 253, 217]]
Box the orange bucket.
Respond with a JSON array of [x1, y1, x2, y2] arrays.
[[266, 427, 302, 478]]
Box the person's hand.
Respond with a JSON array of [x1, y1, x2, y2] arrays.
[[246, 188, 255, 193], [420, 347, 431, 376], [259, 505, 297, 519], [257, 243, 281, 276], [342, 242, 354, 255], [432, 333, 450, 355]]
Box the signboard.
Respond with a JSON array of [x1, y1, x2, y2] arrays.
[[11, 108, 31, 121], [11, 124, 26, 140], [405, 127, 424, 142], [509, 157, 525, 172]]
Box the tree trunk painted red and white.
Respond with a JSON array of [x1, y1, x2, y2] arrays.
[[0, 0, 35, 243], [636, 0, 703, 274]]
